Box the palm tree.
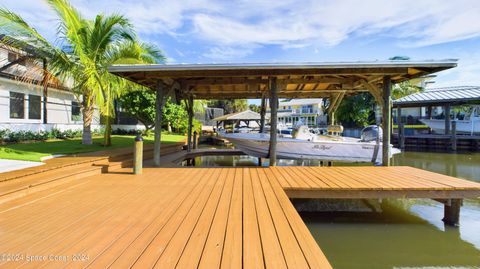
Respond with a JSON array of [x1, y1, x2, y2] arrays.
[[0, 0, 164, 145], [101, 41, 165, 145]]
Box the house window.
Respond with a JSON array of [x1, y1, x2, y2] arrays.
[[28, 95, 41, 119], [71, 101, 81, 121], [10, 92, 25, 119]]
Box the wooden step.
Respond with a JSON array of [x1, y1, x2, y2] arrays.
[[0, 142, 185, 204], [0, 165, 103, 204]]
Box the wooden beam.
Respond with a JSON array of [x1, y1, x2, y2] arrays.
[[0, 55, 31, 72], [360, 79, 383, 107], [260, 93, 266, 133], [132, 67, 410, 79], [382, 76, 392, 166], [445, 104, 451, 135], [186, 95, 194, 152], [268, 77, 279, 166], [326, 91, 346, 125], [398, 107, 405, 149], [180, 77, 357, 86], [153, 81, 173, 166]]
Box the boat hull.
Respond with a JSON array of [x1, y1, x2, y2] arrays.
[[221, 133, 400, 163], [420, 119, 480, 134]]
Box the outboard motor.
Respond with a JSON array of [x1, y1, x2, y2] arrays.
[[292, 125, 315, 141], [361, 125, 383, 142]]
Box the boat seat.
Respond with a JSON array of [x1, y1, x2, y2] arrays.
[[327, 125, 344, 136]]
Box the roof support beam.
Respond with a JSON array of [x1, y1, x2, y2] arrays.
[[180, 77, 356, 86], [361, 79, 384, 108], [268, 77, 279, 166], [382, 76, 392, 166]]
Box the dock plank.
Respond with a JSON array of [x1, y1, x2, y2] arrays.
[[1, 164, 480, 269]]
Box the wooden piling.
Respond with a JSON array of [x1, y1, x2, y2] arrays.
[[442, 199, 462, 226], [153, 81, 165, 167], [382, 76, 392, 166], [451, 121, 457, 151], [186, 95, 194, 152], [445, 104, 451, 135], [133, 135, 143, 175], [268, 77, 279, 166], [398, 107, 405, 150], [260, 94, 266, 133], [193, 131, 198, 150]]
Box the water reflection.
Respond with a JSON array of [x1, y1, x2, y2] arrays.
[[303, 202, 479, 269], [189, 150, 480, 268]]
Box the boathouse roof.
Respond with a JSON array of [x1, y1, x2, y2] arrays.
[[109, 60, 457, 100], [212, 110, 262, 122], [393, 86, 480, 107]]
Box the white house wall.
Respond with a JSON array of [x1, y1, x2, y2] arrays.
[[0, 77, 101, 132]]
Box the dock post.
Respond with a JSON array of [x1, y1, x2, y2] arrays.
[[398, 107, 405, 149], [186, 95, 194, 152], [154, 81, 165, 167], [444, 104, 451, 135], [443, 199, 462, 226], [451, 121, 457, 151], [382, 76, 392, 166], [193, 131, 198, 150], [133, 134, 143, 174], [268, 77, 279, 166], [260, 94, 266, 133]]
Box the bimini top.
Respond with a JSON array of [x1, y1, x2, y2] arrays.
[[109, 60, 457, 99], [393, 86, 480, 107]]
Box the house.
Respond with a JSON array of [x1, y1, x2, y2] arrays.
[[0, 41, 141, 133], [268, 98, 326, 127]]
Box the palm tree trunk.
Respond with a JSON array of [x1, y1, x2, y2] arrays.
[[103, 116, 112, 146], [82, 103, 94, 145]]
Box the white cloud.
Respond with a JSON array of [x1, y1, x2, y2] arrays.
[[3, 0, 480, 62], [4, 0, 480, 49], [203, 45, 257, 60], [434, 53, 480, 87]]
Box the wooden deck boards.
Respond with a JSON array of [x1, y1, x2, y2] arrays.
[[0, 166, 479, 268]]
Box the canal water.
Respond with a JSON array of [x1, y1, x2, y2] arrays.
[[191, 150, 480, 268]]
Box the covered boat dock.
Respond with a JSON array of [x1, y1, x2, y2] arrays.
[[393, 86, 480, 151], [2, 60, 475, 267], [109, 60, 458, 167]]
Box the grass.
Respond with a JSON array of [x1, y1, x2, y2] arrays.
[[0, 133, 186, 162]]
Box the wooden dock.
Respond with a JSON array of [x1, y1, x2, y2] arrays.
[[0, 166, 479, 268]]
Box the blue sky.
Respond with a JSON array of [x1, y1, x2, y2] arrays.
[[3, 0, 480, 91]]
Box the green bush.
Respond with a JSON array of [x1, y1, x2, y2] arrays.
[[0, 128, 83, 143]]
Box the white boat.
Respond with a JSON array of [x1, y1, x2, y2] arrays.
[[420, 106, 480, 134], [220, 126, 400, 163]]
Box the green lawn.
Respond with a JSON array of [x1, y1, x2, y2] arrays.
[[0, 134, 186, 162]]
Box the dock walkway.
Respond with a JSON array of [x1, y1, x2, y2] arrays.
[[0, 166, 479, 268]]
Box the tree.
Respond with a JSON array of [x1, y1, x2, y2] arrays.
[[336, 93, 376, 127], [208, 99, 248, 114], [119, 90, 203, 134], [249, 104, 260, 113], [392, 81, 423, 100], [0, 0, 164, 146], [163, 101, 189, 133], [118, 88, 156, 132], [101, 41, 164, 145]]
